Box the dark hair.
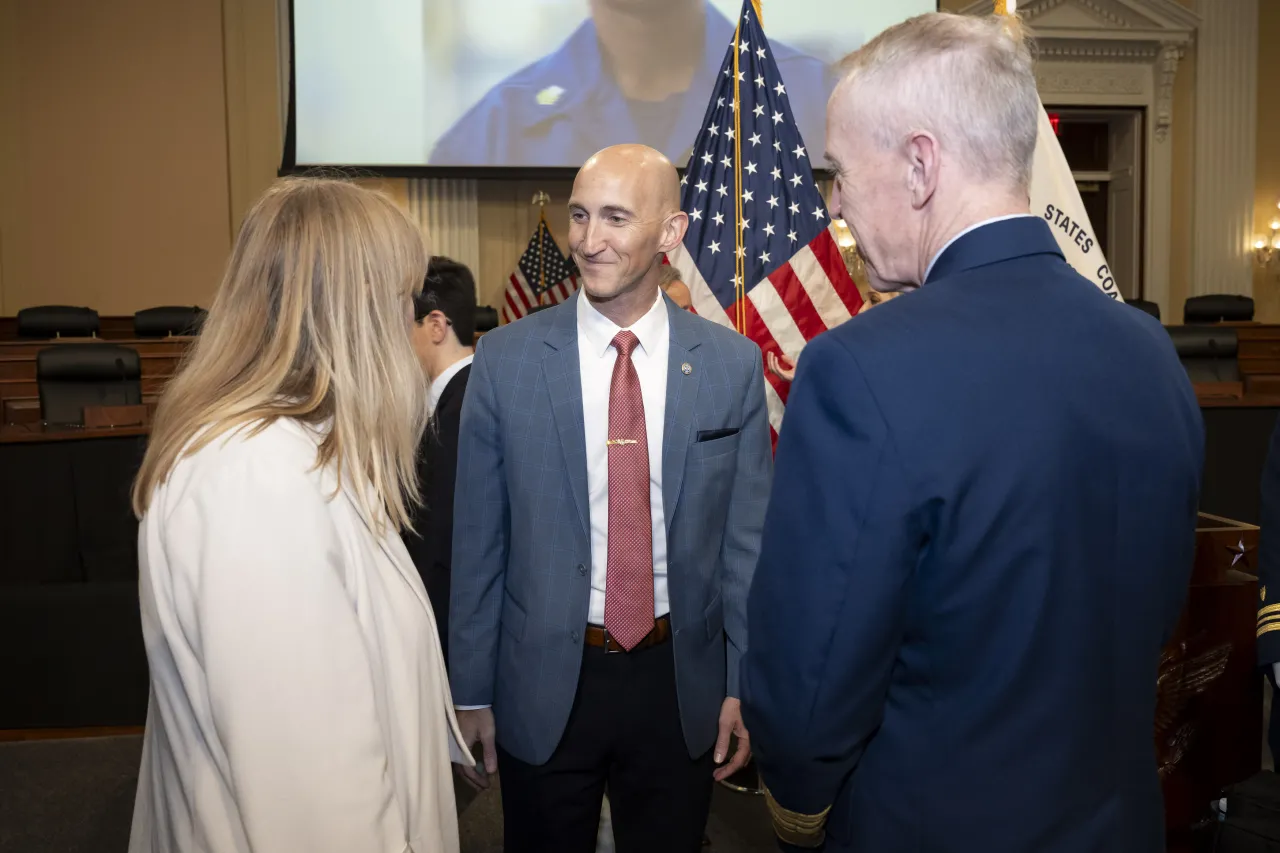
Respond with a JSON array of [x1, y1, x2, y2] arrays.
[[413, 256, 477, 344]]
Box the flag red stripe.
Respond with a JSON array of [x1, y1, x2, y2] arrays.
[[767, 262, 827, 342], [504, 291, 523, 324], [511, 274, 536, 314], [809, 231, 863, 317], [734, 295, 792, 405]]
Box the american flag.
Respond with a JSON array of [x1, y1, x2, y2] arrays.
[[501, 217, 579, 325], [667, 0, 862, 435]]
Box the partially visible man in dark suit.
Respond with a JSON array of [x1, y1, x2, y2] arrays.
[[742, 12, 1204, 853], [404, 256, 476, 660], [1257, 419, 1280, 761]]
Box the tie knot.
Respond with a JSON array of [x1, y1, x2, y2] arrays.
[[612, 330, 640, 359]]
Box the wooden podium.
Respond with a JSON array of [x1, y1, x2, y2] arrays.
[[1162, 513, 1262, 851]]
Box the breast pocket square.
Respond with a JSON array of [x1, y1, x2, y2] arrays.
[[696, 428, 740, 442]]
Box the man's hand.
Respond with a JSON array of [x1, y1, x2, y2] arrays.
[[455, 708, 498, 790], [713, 697, 752, 782], [766, 351, 797, 383]]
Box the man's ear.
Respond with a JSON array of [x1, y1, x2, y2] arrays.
[[658, 210, 690, 254], [427, 309, 452, 345], [904, 130, 940, 211]]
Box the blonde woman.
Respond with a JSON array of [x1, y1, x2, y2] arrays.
[[128, 178, 470, 853]]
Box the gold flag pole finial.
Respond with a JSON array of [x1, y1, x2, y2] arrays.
[[994, 0, 1016, 15], [532, 192, 551, 304]]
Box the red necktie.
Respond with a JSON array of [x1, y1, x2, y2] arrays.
[[604, 331, 655, 650]]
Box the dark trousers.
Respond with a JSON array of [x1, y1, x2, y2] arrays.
[[497, 639, 715, 853]]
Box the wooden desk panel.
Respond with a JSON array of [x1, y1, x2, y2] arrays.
[[0, 423, 150, 444], [1238, 340, 1280, 360], [0, 353, 179, 381], [2, 395, 160, 426], [0, 337, 192, 358], [0, 376, 171, 417]]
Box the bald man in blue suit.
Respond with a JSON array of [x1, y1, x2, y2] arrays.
[[743, 14, 1204, 853]]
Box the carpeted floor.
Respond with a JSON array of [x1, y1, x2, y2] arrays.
[[0, 735, 777, 853], [10, 693, 1271, 853]]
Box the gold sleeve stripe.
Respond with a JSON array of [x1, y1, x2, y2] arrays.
[[762, 783, 829, 848], [1260, 603, 1280, 620], [1259, 621, 1280, 638], [1259, 613, 1280, 632]]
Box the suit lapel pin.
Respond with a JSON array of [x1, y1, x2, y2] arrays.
[[681, 362, 693, 375]]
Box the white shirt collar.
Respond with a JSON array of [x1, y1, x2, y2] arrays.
[[923, 214, 1040, 283], [428, 353, 474, 416], [576, 290, 668, 359]]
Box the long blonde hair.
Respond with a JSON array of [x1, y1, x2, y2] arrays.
[[132, 177, 429, 532]]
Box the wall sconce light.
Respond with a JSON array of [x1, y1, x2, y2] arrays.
[[1255, 201, 1280, 267]]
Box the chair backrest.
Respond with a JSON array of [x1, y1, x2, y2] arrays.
[[1127, 299, 1161, 322], [1166, 326, 1240, 383], [1184, 294, 1254, 324], [474, 305, 499, 333], [133, 306, 206, 338], [36, 344, 143, 426], [16, 306, 100, 339]]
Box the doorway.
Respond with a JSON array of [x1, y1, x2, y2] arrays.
[[1045, 107, 1145, 301]]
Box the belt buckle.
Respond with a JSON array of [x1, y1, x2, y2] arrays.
[[602, 628, 624, 654]]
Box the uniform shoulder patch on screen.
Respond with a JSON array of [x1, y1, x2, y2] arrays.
[[537, 86, 565, 107]]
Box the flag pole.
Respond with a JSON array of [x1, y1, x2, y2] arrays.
[[732, 16, 746, 333], [532, 191, 550, 306]]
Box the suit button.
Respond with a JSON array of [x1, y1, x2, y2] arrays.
[[571, 631, 580, 643], [577, 563, 587, 576]]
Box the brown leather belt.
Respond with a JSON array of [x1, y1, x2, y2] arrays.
[[585, 615, 672, 653]]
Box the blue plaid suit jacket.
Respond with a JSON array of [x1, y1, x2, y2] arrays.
[[450, 291, 772, 765]]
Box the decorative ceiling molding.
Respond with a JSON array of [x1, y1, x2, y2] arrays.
[[959, 0, 1199, 141], [958, 0, 1199, 43], [1038, 42, 1161, 60]]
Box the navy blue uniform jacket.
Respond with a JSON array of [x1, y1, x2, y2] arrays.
[[742, 217, 1204, 853]]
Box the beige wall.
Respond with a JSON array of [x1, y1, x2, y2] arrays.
[[0, 0, 239, 315], [1167, 11, 1198, 321], [1252, 0, 1280, 321]]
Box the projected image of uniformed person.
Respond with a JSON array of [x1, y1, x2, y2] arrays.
[[430, 0, 833, 167]]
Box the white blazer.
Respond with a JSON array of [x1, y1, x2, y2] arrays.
[[129, 418, 470, 853]]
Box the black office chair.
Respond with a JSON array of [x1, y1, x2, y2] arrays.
[[474, 305, 499, 333], [1165, 326, 1240, 383], [37, 344, 142, 427], [1184, 294, 1254, 324], [133, 306, 205, 338], [16, 305, 100, 339], [1127, 299, 1161, 322]]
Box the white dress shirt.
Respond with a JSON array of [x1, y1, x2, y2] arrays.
[[578, 291, 670, 624], [923, 214, 1040, 282], [428, 353, 473, 417]]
